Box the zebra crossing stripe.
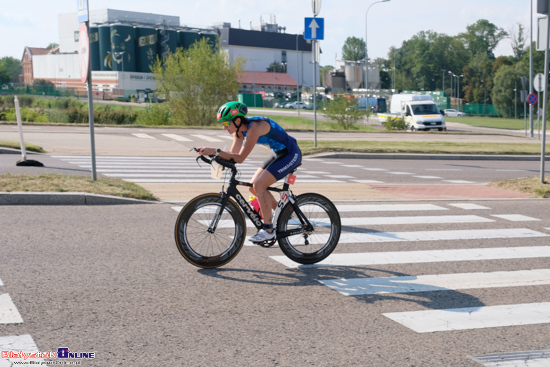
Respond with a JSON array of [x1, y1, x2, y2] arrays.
[[335, 204, 447, 212], [383, 302, 550, 333], [270, 246, 550, 268], [470, 349, 550, 366], [162, 134, 192, 142], [204, 215, 495, 229], [450, 203, 490, 210], [319, 269, 550, 296], [0, 294, 23, 324], [191, 134, 222, 142], [253, 228, 547, 248], [491, 214, 540, 222], [0, 334, 42, 364], [132, 133, 155, 139]]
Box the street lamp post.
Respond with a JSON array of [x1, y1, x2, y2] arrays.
[[448, 71, 455, 105], [457, 74, 463, 111], [365, 0, 390, 97]]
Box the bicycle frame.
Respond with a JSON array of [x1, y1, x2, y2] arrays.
[[206, 160, 313, 239]]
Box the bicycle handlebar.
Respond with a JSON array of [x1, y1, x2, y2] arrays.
[[196, 154, 237, 173]]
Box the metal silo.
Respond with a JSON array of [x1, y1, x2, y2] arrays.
[[98, 24, 112, 71], [89, 26, 100, 71], [200, 32, 218, 51], [157, 28, 178, 59], [110, 23, 136, 72], [136, 26, 157, 73], [178, 30, 200, 50], [345, 64, 363, 90]]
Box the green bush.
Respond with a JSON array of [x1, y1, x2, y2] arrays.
[[66, 107, 88, 123], [136, 103, 172, 125], [384, 116, 408, 131], [95, 106, 138, 124]]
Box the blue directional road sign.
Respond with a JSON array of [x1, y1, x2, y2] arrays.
[[305, 17, 324, 40]]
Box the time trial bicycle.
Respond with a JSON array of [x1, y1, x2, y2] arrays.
[[174, 154, 341, 268]]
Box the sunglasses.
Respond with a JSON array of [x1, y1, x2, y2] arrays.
[[222, 120, 231, 127]]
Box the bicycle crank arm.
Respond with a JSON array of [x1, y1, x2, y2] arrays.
[[276, 227, 312, 239]]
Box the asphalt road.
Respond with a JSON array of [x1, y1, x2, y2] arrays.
[[1, 200, 549, 366]]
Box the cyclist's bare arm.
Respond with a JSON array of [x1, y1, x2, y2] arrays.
[[197, 121, 269, 164], [229, 133, 243, 154]]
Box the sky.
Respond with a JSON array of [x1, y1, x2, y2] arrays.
[[0, 0, 540, 66]]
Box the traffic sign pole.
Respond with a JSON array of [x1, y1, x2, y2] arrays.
[[305, 3, 324, 148], [78, 0, 96, 180]]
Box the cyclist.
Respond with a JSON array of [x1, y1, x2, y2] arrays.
[[196, 101, 302, 243]]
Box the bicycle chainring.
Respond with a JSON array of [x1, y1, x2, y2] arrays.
[[257, 239, 277, 248]]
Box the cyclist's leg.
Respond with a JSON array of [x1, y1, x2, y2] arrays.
[[252, 170, 278, 230], [249, 167, 278, 211]]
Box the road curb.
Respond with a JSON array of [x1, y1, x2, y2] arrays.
[[0, 192, 157, 206], [309, 152, 548, 161]]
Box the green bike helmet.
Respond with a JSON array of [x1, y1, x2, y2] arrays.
[[217, 101, 248, 122]]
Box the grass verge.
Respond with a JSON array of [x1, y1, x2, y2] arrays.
[[297, 140, 549, 156], [0, 174, 158, 201], [0, 141, 45, 153], [488, 177, 550, 198]]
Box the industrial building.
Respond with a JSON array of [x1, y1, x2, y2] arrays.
[[23, 9, 315, 101]]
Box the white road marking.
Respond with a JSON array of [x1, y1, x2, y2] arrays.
[[363, 168, 387, 171], [191, 134, 223, 142], [383, 302, 550, 333], [335, 204, 448, 212], [0, 334, 42, 365], [491, 214, 540, 222], [262, 228, 548, 249], [270, 246, 550, 268], [443, 180, 475, 184], [342, 165, 364, 168], [162, 134, 192, 141], [320, 269, 550, 296], [351, 180, 384, 184], [132, 133, 155, 139], [449, 203, 491, 210], [387, 172, 413, 175], [414, 176, 443, 179], [0, 294, 23, 324], [471, 349, 550, 367], [324, 175, 355, 179], [204, 215, 494, 229]]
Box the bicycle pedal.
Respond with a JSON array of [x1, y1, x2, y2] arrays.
[[254, 239, 277, 248]]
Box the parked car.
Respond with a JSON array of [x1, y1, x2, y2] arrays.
[[285, 101, 312, 110], [443, 109, 466, 117]]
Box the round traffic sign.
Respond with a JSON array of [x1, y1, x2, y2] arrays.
[[534, 73, 545, 92], [528, 93, 538, 105], [78, 24, 89, 83]]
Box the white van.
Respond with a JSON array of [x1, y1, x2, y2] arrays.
[[378, 94, 446, 132]]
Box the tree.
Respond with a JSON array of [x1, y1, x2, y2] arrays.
[[322, 96, 367, 130], [509, 24, 527, 61], [458, 19, 508, 59], [0, 57, 21, 83], [266, 62, 285, 73], [386, 31, 468, 92], [491, 62, 528, 117], [342, 37, 366, 62], [151, 38, 245, 126], [0, 66, 9, 84], [47, 43, 59, 49]]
